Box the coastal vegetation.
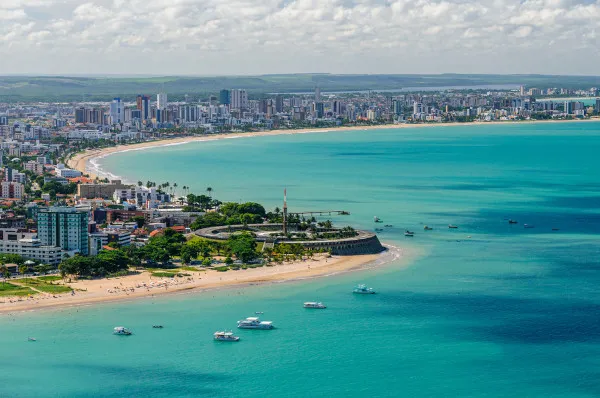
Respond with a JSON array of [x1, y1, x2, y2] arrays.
[[3, 74, 600, 102]]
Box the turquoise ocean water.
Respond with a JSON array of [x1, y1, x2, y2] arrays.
[[3, 122, 600, 397]]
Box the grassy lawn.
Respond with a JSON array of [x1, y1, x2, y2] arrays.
[[38, 275, 62, 282], [13, 278, 73, 294], [0, 282, 37, 297], [151, 271, 177, 278]]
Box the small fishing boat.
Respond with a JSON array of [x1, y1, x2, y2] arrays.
[[375, 228, 384, 232], [214, 331, 240, 342], [448, 225, 458, 229], [524, 224, 535, 229], [374, 216, 383, 223], [152, 325, 164, 329], [27, 337, 36, 342], [384, 224, 393, 228], [113, 327, 132, 336], [255, 311, 264, 315], [508, 220, 518, 224], [404, 230, 414, 237], [424, 225, 433, 230], [552, 228, 560, 231]]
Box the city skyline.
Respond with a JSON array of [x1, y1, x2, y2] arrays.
[[1, 0, 599, 76]]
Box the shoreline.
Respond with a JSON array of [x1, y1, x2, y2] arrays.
[[0, 246, 402, 315], [68, 118, 600, 180]]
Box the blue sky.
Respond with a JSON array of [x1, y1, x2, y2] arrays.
[[0, 0, 599, 75]]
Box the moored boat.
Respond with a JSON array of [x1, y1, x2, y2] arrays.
[[424, 225, 433, 230], [304, 302, 327, 309], [374, 216, 383, 223], [27, 337, 36, 342], [237, 317, 274, 329], [353, 284, 376, 294], [113, 327, 132, 335], [524, 224, 535, 229], [448, 225, 458, 229], [404, 230, 414, 237], [214, 331, 240, 342], [508, 219, 518, 224]]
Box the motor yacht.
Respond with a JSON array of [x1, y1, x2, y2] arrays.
[[113, 327, 132, 335], [214, 331, 240, 342], [353, 284, 376, 294], [304, 302, 327, 309], [237, 317, 274, 329]]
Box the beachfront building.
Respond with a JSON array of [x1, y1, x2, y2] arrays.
[[55, 164, 82, 179], [0, 229, 68, 265], [77, 180, 131, 199], [88, 232, 108, 256], [37, 207, 90, 255], [113, 186, 170, 209]]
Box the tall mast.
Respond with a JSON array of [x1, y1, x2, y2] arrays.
[[283, 188, 288, 235]]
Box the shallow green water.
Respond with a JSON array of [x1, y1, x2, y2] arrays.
[[3, 122, 600, 397]]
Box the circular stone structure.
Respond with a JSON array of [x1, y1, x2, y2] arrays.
[[195, 223, 385, 256]]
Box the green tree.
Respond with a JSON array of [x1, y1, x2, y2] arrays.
[[206, 187, 213, 198], [227, 232, 257, 263], [0, 265, 9, 284]]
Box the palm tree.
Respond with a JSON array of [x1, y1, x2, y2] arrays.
[[173, 183, 178, 197], [18, 264, 28, 281], [206, 187, 213, 198], [0, 265, 8, 284], [137, 181, 143, 187]]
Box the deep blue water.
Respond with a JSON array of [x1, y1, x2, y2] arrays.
[[3, 122, 600, 397]]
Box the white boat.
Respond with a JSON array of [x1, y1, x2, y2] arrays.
[[353, 284, 376, 294], [27, 337, 36, 342], [237, 317, 274, 329], [304, 302, 326, 309], [214, 331, 240, 342], [113, 326, 132, 335], [374, 216, 383, 223], [404, 230, 414, 237]]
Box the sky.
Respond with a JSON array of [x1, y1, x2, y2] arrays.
[[0, 0, 599, 76]]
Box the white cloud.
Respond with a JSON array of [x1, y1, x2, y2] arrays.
[[0, 0, 598, 74]]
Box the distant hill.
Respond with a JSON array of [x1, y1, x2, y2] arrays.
[[0, 74, 599, 102]]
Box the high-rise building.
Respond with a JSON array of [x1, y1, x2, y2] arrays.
[[595, 98, 600, 113], [37, 207, 89, 255], [0, 116, 8, 125], [1, 181, 23, 199], [109, 98, 124, 124], [315, 87, 321, 102], [258, 99, 269, 114], [157, 93, 167, 110], [219, 90, 231, 106], [275, 95, 284, 113], [314, 102, 324, 118], [230, 89, 248, 110], [140, 96, 150, 120], [564, 101, 574, 114], [392, 100, 402, 116], [413, 101, 423, 115]]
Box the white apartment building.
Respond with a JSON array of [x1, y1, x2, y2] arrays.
[[1, 181, 24, 199], [12, 172, 26, 184], [56, 168, 82, 178], [230, 89, 248, 110], [113, 186, 170, 209], [0, 229, 68, 265], [25, 161, 44, 175]]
